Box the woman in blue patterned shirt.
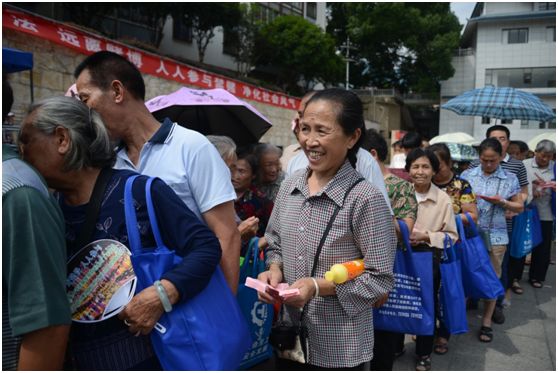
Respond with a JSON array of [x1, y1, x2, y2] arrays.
[[461, 138, 523, 344]]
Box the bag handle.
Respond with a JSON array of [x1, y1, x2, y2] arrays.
[[145, 177, 164, 248], [396, 219, 412, 252], [442, 233, 454, 262], [463, 212, 479, 236], [241, 237, 261, 275], [124, 175, 142, 255]]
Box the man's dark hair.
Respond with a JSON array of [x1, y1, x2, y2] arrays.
[[3, 77, 14, 122], [405, 148, 440, 173], [74, 51, 145, 101], [361, 128, 388, 162], [509, 140, 529, 153], [392, 140, 402, 148], [486, 124, 510, 140], [401, 132, 422, 150]]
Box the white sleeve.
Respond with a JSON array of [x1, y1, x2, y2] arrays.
[[186, 140, 236, 214], [286, 151, 308, 176]]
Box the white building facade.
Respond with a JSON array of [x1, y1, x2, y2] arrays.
[[440, 2, 556, 142], [158, 2, 327, 73]]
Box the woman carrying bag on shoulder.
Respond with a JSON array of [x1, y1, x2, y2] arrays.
[[257, 89, 396, 370]]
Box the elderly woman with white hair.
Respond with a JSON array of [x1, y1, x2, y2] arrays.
[[18, 96, 222, 370], [523, 139, 556, 289]]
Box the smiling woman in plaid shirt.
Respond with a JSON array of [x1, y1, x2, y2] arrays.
[[257, 89, 396, 370]]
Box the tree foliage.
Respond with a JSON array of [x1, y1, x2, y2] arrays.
[[254, 15, 343, 95], [327, 3, 461, 93], [224, 4, 263, 77], [174, 3, 242, 64]]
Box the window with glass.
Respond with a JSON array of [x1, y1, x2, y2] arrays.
[[502, 28, 528, 44], [306, 2, 317, 20], [485, 67, 556, 89], [538, 2, 556, 11], [547, 26, 556, 42], [173, 19, 192, 43]]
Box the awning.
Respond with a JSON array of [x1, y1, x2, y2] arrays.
[[2, 47, 33, 73]]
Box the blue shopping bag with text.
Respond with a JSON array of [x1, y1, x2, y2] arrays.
[[237, 237, 274, 370], [373, 220, 435, 336]]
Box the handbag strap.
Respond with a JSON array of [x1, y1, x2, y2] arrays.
[[74, 167, 113, 250], [442, 233, 454, 262], [309, 177, 365, 277], [124, 175, 142, 255], [145, 177, 164, 248], [396, 219, 412, 252], [487, 178, 501, 229], [124, 176, 165, 255]]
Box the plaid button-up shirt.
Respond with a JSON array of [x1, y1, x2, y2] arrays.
[[265, 161, 396, 368]]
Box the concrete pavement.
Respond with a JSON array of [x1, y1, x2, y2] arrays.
[[393, 261, 556, 371]]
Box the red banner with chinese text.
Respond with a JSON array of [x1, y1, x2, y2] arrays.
[[2, 6, 300, 110]]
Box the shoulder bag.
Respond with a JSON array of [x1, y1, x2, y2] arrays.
[[124, 175, 252, 370]]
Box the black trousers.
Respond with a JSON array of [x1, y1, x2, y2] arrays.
[[413, 245, 441, 357], [276, 358, 365, 371], [529, 220, 554, 282], [370, 329, 401, 370]]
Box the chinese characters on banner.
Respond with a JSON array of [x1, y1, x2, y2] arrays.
[[3, 6, 300, 110]]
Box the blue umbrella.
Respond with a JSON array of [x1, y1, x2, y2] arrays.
[[442, 86, 555, 122]]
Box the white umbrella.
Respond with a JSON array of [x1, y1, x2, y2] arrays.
[[527, 132, 556, 151], [429, 132, 477, 146]]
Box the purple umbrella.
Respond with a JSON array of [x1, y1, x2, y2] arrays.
[[145, 87, 272, 147]]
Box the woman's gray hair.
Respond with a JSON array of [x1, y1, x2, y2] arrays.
[[206, 135, 237, 161], [535, 139, 556, 153], [254, 143, 282, 161], [27, 96, 115, 171]]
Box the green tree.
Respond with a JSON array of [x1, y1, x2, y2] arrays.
[[327, 3, 461, 93], [224, 4, 263, 77], [254, 15, 343, 94], [174, 3, 242, 64]]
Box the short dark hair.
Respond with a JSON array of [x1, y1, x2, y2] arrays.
[[236, 150, 259, 176], [392, 140, 402, 148], [361, 128, 388, 162], [486, 124, 510, 140], [428, 143, 452, 166], [305, 88, 365, 168], [74, 51, 145, 101], [509, 140, 529, 153], [401, 132, 422, 150], [405, 148, 440, 173], [479, 138, 503, 156]]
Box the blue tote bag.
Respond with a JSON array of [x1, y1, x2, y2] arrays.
[[438, 234, 468, 335], [373, 220, 435, 336], [510, 204, 543, 259], [124, 176, 251, 370], [237, 237, 274, 370], [456, 213, 504, 300]]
